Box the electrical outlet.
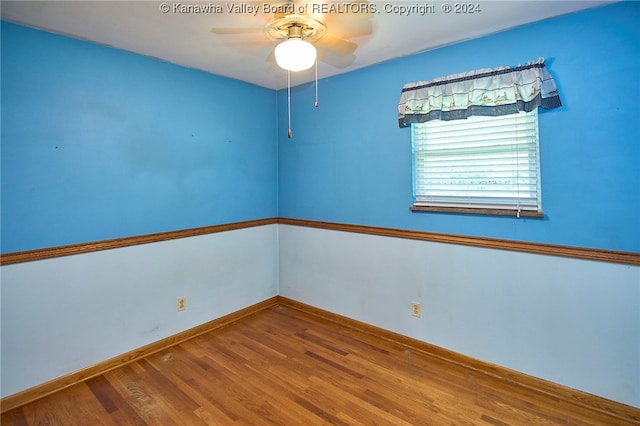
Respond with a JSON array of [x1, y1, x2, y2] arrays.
[[411, 301, 421, 318], [177, 296, 186, 312]]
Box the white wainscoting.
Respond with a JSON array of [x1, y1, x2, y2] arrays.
[[278, 224, 640, 408], [0, 224, 279, 398]]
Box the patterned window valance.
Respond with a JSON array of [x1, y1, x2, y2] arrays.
[[398, 58, 562, 127]]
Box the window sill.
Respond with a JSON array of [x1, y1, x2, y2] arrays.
[[410, 205, 545, 218]]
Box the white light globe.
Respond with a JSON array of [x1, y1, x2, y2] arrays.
[[275, 39, 316, 72]]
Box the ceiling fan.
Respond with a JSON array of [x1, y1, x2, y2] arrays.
[[210, 1, 374, 71], [211, 1, 374, 138]]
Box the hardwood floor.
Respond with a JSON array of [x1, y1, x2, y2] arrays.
[[2, 304, 638, 425]]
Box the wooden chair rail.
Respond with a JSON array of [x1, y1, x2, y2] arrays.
[[2, 217, 638, 266]]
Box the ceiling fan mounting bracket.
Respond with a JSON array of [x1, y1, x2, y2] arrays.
[[266, 14, 326, 42]]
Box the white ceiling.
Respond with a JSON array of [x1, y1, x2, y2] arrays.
[[2, 1, 612, 90]]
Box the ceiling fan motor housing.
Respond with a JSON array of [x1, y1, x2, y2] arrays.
[[267, 14, 326, 42]]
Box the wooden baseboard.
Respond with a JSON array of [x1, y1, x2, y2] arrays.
[[277, 296, 640, 425], [0, 296, 280, 414], [3, 295, 638, 424]]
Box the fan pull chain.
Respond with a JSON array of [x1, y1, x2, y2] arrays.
[[314, 58, 319, 108], [287, 70, 292, 138]]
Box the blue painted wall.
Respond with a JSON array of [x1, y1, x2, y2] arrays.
[[278, 2, 640, 253], [1, 22, 278, 253], [4, 3, 638, 254]]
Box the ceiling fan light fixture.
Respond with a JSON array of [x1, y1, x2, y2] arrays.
[[275, 38, 316, 72]]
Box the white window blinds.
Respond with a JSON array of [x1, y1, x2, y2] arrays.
[[412, 110, 541, 213]]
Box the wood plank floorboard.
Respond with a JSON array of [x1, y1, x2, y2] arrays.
[[2, 304, 637, 425]]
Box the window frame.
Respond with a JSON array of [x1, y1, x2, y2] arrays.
[[410, 111, 544, 218]]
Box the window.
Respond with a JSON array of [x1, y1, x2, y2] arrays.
[[411, 110, 543, 217]]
